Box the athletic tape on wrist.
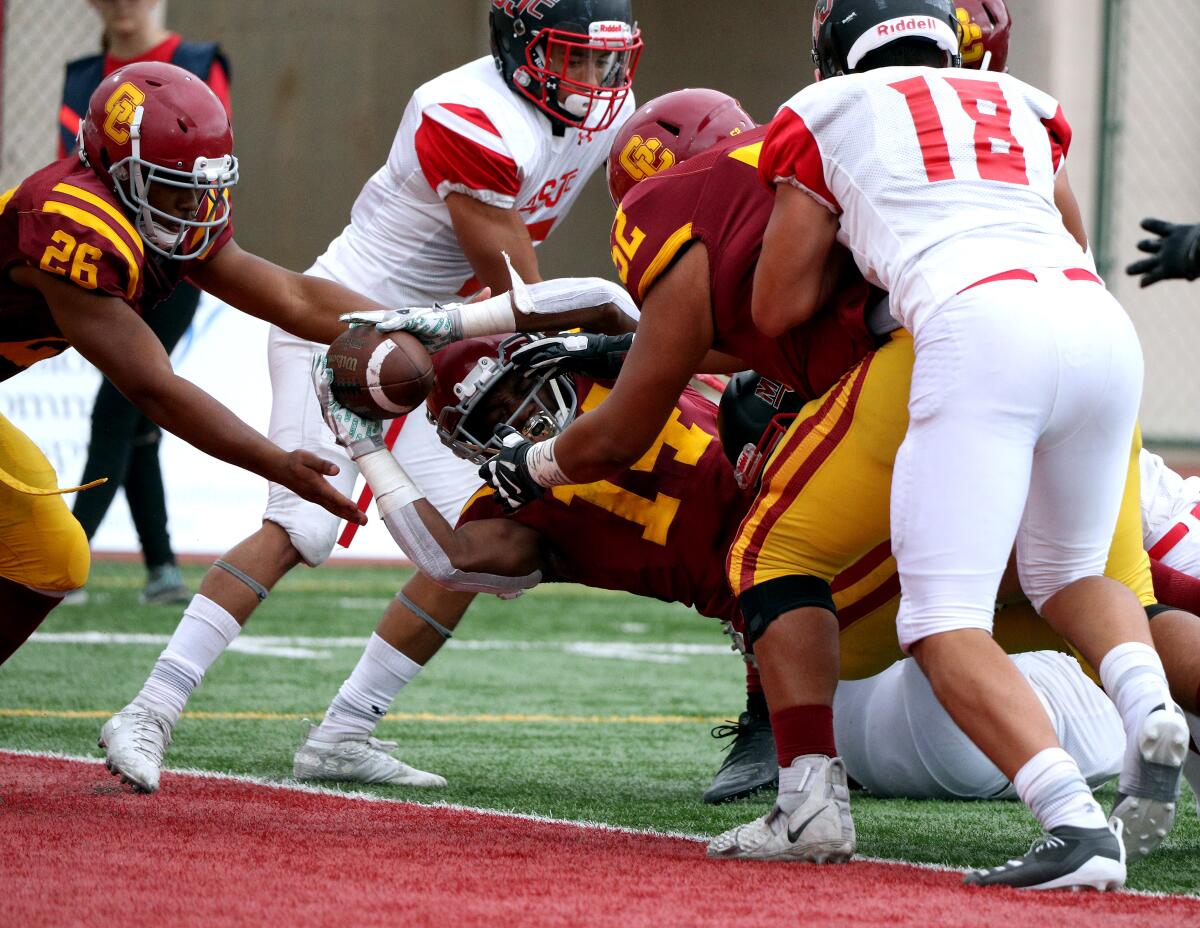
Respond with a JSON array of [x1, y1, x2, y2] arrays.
[[525, 435, 571, 487], [396, 591, 455, 640], [356, 450, 422, 516], [523, 276, 639, 321], [213, 560, 269, 602], [459, 293, 518, 339]]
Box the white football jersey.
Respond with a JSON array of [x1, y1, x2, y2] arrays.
[[1139, 449, 1200, 573], [310, 56, 634, 306], [763, 67, 1092, 334]]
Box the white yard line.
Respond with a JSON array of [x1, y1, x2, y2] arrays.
[[27, 631, 737, 663]]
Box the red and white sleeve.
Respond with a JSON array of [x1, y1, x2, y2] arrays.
[[1041, 104, 1072, 176], [759, 107, 840, 214], [415, 103, 522, 209]]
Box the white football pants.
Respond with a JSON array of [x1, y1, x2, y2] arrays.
[[893, 275, 1144, 650], [836, 652, 1124, 799], [264, 323, 480, 566]]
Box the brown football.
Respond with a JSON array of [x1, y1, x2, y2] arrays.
[[326, 327, 434, 420]]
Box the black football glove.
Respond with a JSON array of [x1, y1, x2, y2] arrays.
[[478, 425, 544, 512], [509, 332, 634, 380], [1126, 218, 1200, 288]]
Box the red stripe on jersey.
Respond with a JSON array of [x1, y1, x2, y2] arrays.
[[415, 116, 520, 200], [759, 109, 840, 211], [830, 539, 892, 595], [526, 218, 555, 243], [888, 77, 954, 183], [836, 572, 901, 630], [1041, 104, 1072, 173], [60, 104, 81, 140], [440, 104, 503, 138]]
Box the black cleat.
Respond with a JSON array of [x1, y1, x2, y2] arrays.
[[703, 711, 778, 805], [963, 822, 1126, 891]]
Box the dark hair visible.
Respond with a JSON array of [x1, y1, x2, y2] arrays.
[[854, 37, 948, 73]]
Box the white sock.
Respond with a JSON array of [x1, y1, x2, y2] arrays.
[[1099, 641, 1175, 792], [313, 634, 422, 742], [133, 594, 242, 726], [1013, 747, 1107, 832]]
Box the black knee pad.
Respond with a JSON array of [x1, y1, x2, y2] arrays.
[[1145, 603, 1176, 622], [739, 575, 837, 650]]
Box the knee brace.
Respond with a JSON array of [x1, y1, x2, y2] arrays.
[[738, 575, 837, 650], [1145, 603, 1176, 621]]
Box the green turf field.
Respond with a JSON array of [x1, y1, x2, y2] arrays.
[[1, 561, 1196, 894]]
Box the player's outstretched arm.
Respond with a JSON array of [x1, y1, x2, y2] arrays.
[[313, 357, 542, 594], [752, 184, 840, 337], [24, 268, 366, 526], [1053, 169, 1089, 252], [190, 240, 393, 345], [446, 191, 542, 295]]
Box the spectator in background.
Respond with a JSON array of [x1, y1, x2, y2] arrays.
[[60, 0, 231, 605]]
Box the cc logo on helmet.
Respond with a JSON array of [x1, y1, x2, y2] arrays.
[[618, 135, 676, 184], [102, 81, 147, 145], [956, 7, 986, 66]]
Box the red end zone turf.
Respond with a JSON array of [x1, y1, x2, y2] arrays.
[[1, 752, 1197, 928]]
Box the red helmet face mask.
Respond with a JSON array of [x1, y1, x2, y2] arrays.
[[490, 1, 643, 133], [956, 0, 1011, 72], [80, 61, 238, 260], [607, 88, 757, 205], [427, 335, 578, 465]]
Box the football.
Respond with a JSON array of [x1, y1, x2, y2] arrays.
[[326, 327, 434, 420]]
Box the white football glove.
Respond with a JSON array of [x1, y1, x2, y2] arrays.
[[311, 354, 384, 461], [339, 304, 464, 352]]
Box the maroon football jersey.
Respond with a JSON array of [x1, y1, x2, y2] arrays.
[[0, 158, 232, 382], [611, 125, 878, 401], [458, 378, 747, 622]]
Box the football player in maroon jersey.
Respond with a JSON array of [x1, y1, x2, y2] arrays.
[[0, 61, 396, 663]]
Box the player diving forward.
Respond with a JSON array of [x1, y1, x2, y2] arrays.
[[0, 61, 377, 664], [305, 333, 1125, 803], [100, 0, 646, 792]]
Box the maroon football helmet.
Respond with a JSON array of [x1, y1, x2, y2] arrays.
[[607, 88, 756, 205], [80, 61, 237, 260], [428, 335, 577, 464], [956, 0, 1011, 72]]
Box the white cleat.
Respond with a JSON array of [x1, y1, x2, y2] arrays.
[[707, 754, 855, 862], [1110, 704, 1189, 860], [98, 704, 174, 793], [293, 727, 447, 787]]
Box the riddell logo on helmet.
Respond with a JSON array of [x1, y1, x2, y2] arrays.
[[876, 16, 938, 37], [491, 0, 561, 19], [102, 81, 146, 145], [618, 135, 676, 183]]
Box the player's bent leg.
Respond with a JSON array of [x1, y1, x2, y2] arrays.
[[0, 580, 68, 665], [295, 574, 476, 787], [708, 579, 854, 862]]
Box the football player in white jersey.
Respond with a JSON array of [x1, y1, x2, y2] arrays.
[[748, 0, 1186, 889], [100, 0, 644, 794]]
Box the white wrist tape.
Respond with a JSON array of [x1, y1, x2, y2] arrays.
[[458, 294, 518, 339], [357, 450, 422, 517], [525, 435, 571, 487]]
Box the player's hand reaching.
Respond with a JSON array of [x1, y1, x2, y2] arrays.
[[509, 332, 634, 379], [340, 304, 464, 352], [274, 449, 367, 525], [478, 426, 544, 512], [1126, 218, 1200, 288], [311, 354, 385, 460]]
